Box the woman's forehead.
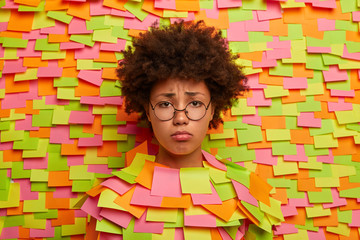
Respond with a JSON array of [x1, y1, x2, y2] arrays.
[[150, 78, 210, 96]]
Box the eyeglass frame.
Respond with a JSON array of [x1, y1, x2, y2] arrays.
[[149, 99, 212, 121]]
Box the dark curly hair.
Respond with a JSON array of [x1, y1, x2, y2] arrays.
[[118, 20, 247, 129]]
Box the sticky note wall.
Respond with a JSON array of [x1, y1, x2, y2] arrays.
[[1, 0, 360, 239]]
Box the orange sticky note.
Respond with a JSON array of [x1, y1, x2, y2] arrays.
[[48, 171, 73, 187], [97, 141, 122, 157], [3, 149, 23, 162], [29, 127, 51, 138], [45, 0, 69, 11], [125, 141, 148, 167], [290, 128, 314, 145], [135, 160, 167, 189], [7, 10, 34, 32], [5, 75, 29, 94], [142, 0, 163, 17], [74, 80, 100, 97], [51, 210, 75, 226], [61, 139, 87, 156], [261, 116, 286, 129], [14, 0, 41, 7], [38, 78, 57, 96], [46, 192, 70, 209], [175, 0, 200, 11], [23, 57, 48, 67], [67, 2, 91, 20], [102, 68, 118, 80], [249, 172, 271, 206], [202, 198, 238, 222], [114, 187, 146, 218], [95, 52, 118, 63], [313, 208, 338, 227], [103, 0, 126, 11], [161, 194, 191, 208]]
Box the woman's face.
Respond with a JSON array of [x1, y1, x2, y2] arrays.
[[147, 78, 214, 160]]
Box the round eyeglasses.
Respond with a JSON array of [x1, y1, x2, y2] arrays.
[[150, 100, 211, 121]]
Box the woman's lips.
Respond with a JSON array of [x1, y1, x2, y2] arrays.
[[171, 131, 192, 141]]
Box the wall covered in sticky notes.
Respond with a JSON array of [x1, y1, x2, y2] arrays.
[[1, 0, 360, 239]]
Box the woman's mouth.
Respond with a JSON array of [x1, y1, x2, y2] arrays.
[[171, 131, 193, 141]]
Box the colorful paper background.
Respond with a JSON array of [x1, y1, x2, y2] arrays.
[[1, 0, 360, 239]]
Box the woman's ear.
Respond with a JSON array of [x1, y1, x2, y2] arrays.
[[144, 104, 151, 122]]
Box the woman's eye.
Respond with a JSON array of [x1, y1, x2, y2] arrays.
[[158, 102, 172, 108], [189, 101, 202, 107]]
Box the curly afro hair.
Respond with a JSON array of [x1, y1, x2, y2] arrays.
[[118, 20, 247, 129]]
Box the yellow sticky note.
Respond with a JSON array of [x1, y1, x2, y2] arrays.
[[152, 228, 175, 240], [314, 134, 338, 148], [30, 169, 49, 182], [23, 192, 47, 212], [231, 99, 256, 115], [69, 165, 95, 180], [335, 104, 360, 124], [96, 218, 123, 234], [264, 85, 289, 98], [331, 164, 356, 177], [52, 106, 71, 125], [122, 153, 155, 176], [98, 189, 126, 210], [0, 182, 20, 208], [180, 168, 211, 194], [93, 105, 118, 114], [102, 126, 127, 141], [315, 177, 340, 188], [280, 0, 305, 8], [273, 157, 299, 176], [22, 139, 49, 158], [84, 148, 108, 164], [210, 128, 235, 140], [266, 129, 291, 141], [299, 156, 322, 170], [259, 198, 284, 222], [24, 214, 47, 229], [14, 68, 38, 81], [62, 218, 87, 236], [282, 103, 299, 116], [327, 223, 351, 236], [146, 208, 178, 223], [184, 204, 210, 216], [305, 204, 331, 218], [203, 162, 231, 184], [183, 227, 211, 240]]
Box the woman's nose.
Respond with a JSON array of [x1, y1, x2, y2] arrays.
[[173, 109, 189, 125]]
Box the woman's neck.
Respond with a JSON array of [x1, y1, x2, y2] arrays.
[[155, 147, 204, 169]]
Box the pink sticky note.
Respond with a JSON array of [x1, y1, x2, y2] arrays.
[[253, 148, 278, 165], [227, 21, 248, 42], [123, 13, 159, 30], [202, 150, 226, 171], [288, 192, 313, 207], [317, 18, 336, 31], [13, 179, 38, 200], [242, 113, 262, 126], [184, 214, 217, 227], [323, 188, 347, 209], [217, 0, 242, 9], [23, 155, 48, 170], [267, 36, 291, 49], [232, 180, 258, 207], [284, 145, 308, 162], [252, 52, 277, 68], [99, 208, 133, 228], [191, 182, 222, 205], [0, 22, 7, 32], [68, 17, 93, 34], [343, 45, 360, 61], [0, 142, 13, 151], [175, 228, 184, 240], [90, 0, 111, 15], [154, 0, 176, 10], [97, 232, 124, 240], [76, 209, 88, 217], [283, 77, 308, 89], [330, 89, 355, 97], [307, 46, 332, 53], [205, 0, 219, 19], [0, 227, 19, 239], [328, 98, 353, 112], [246, 74, 267, 89], [266, 48, 291, 60], [45, 95, 69, 105], [75, 43, 100, 59], [81, 195, 103, 220], [101, 177, 133, 195], [100, 38, 127, 52], [60, 42, 85, 50], [17, 40, 42, 57], [274, 223, 298, 235], [15, 115, 39, 131], [322, 65, 348, 82], [349, 210, 360, 227], [68, 110, 95, 124], [118, 123, 142, 135], [87, 164, 112, 175], [67, 156, 84, 166], [247, 89, 272, 106], [37, 61, 63, 78], [50, 125, 74, 144], [78, 134, 103, 147], [353, 11, 360, 22], [245, 12, 269, 32], [2, 59, 26, 74], [317, 149, 334, 164], [111, 9, 135, 18], [297, 112, 321, 128], [307, 228, 326, 240], [134, 210, 164, 233], [53, 186, 78, 198], [40, 21, 66, 34], [256, 1, 282, 21], [30, 220, 55, 238], [130, 185, 163, 207], [151, 166, 182, 197], [312, 0, 336, 8], [77, 70, 103, 86], [280, 205, 298, 218], [218, 227, 233, 240]]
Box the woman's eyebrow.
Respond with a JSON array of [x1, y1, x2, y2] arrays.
[[185, 92, 205, 96]]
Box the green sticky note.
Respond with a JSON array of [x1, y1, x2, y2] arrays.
[[237, 125, 263, 144], [304, 144, 329, 156], [33, 11, 55, 29], [204, 162, 230, 184], [18, 0, 45, 11], [299, 156, 323, 170], [279, 24, 303, 41], [269, 60, 293, 77], [180, 168, 211, 194], [61, 218, 87, 236], [72, 179, 94, 192], [272, 141, 297, 155], [308, 164, 332, 178], [267, 178, 292, 188], [93, 28, 118, 43], [2, 37, 28, 48], [112, 170, 136, 184], [14, 68, 38, 81], [47, 10, 73, 24], [210, 128, 235, 140], [122, 153, 155, 176], [86, 15, 109, 30], [124, 0, 148, 21], [70, 34, 95, 47], [35, 38, 60, 52], [226, 163, 250, 187], [282, 103, 298, 116], [54, 77, 78, 87], [117, 135, 136, 152], [102, 126, 127, 141], [183, 227, 212, 240], [217, 145, 255, 162], [93, 105, 117, 114], [69, 165, 95, 180], [57, 87, 81, 100], [69, 125, 94, 139], [31, 182, 55, 192], [100, 80, 122, 97], [257, 98, 283, 116], [228, 42, 250, 53], [104, 15, 125, 27], [108, 156, 125, 169], [338, 209, 352, 224], [3, 215, 24, 227], [23, 214, 46, 229], [13, 132, 39, 150], [112, 26, 132, 40], [23, 192, 47, 212], [331, 164, 356, 177], [309, 119, 334, 136], [308, 188, 333, 203], [322, 53, 343, 65], [248, 32, 272, 43], [297, 96, 321, 112], [241, 200, 265, 222], [32, 109, 54, 127], [242, 0, 267, 10], [295, 218, 318, 232], [339, 0, 358, 13], [306, 36, 330, 48], [48, 152, 69, 171], [11, 162, 31, 179], [306, 52, 329, 70], [326, 77, 351, 90], [30, 169, 49, 182], [96, 218, 123, 234], [101, 115, 126, 125], [286, 180, 305, 198], [336, 20, 358, 32]]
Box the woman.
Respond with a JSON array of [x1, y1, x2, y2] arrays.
[[82, 21, 283, 240]]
